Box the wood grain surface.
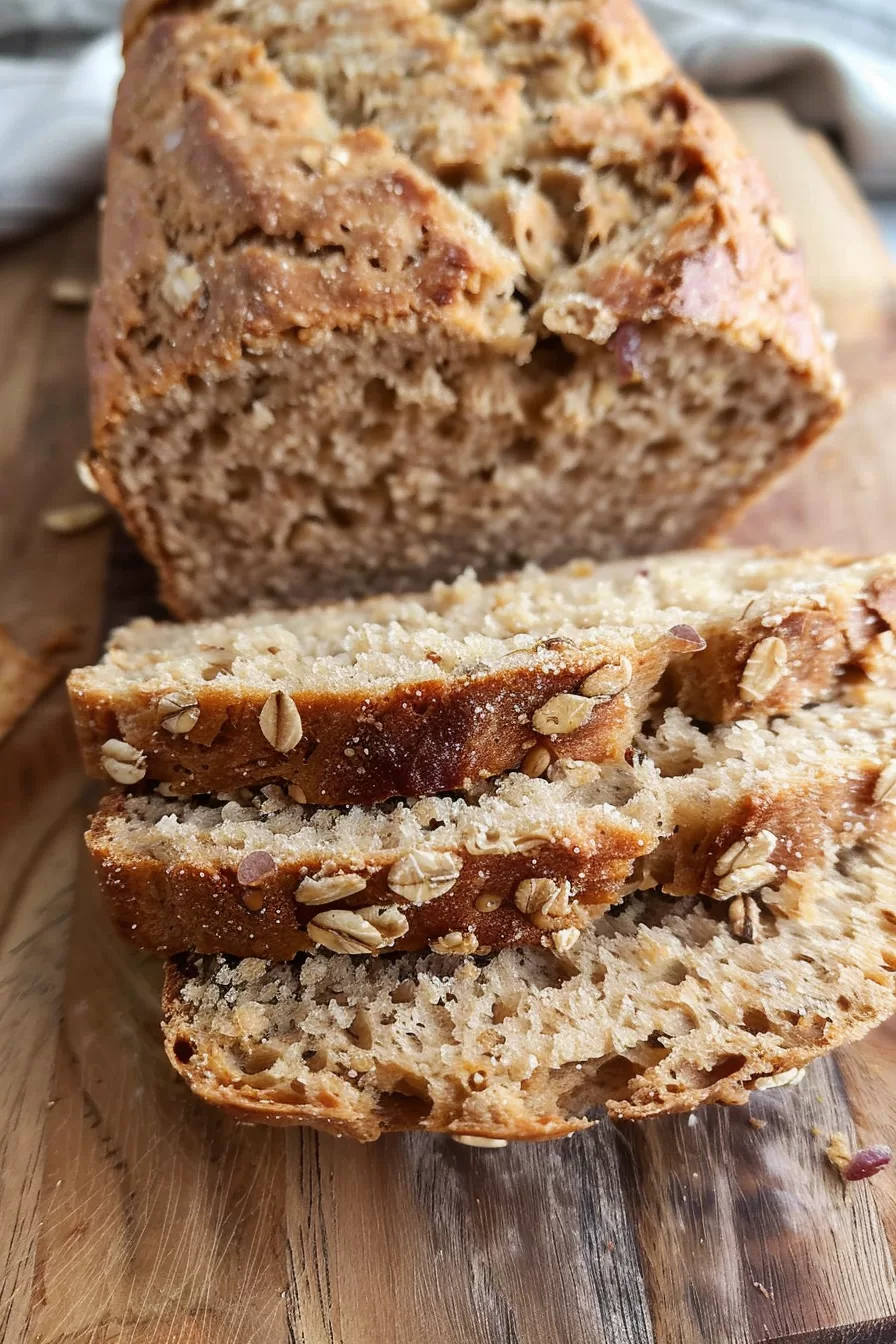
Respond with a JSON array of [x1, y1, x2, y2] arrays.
[[3, 103, 896, 1344]]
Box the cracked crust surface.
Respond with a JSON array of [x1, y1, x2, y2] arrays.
[[88, 0, 843, 618], [68, 550, 896, 804], [162, 827, 896, 1141]]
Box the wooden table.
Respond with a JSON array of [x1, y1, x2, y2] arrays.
[[2, 102, 896, 1344]]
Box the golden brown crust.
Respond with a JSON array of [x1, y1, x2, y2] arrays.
[[69, 634, 678, 804], [159, 831, 896, 1140], [88, 787, 654, 957], [68, 560, 896, 803], [89, 0, 844, 618]]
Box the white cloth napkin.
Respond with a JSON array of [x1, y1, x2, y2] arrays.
[[1, 0, 895, 241]]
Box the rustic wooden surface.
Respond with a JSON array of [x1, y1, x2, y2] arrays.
[[2, 102, 896, 1344]]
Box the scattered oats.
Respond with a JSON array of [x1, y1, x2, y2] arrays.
[[715, 829, 778, 877], [259, 690, 303, 752], [100, 738, 146, 784], [42, 502, 107, 534], [388, 850, 462, 905], [158, 694, 201, 734], [753, 1066, 805, 1091], [296, 873, 367, 906], [355, 905, 409, 943], [715, 862, 777, 900], [551, 928, 581, 953], [532, 693, 594, 735], [514, 877, 571, 920], [75, 457, 100, 493], [579, 657, 632, 699], [452, 1136, 507, 1148], [430, 930, 479, 955], [520, 744, 551, 778], [739, 636, 788, 702], [727, 893, 760, 943], [49, 277, 94, 306], [287, 783, 307, 804], [307, 908, 389, 954], [769, 213, 796, 251]]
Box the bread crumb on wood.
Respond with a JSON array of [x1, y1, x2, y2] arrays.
[[0, 628, 59, 743]]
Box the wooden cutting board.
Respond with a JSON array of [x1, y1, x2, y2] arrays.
[[3, 101, 896, 1344]]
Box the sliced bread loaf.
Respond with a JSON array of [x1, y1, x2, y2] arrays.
[[162, 829, 896, 1141], [88, 0, 843, 618], [68, 550, 896, 805], [88, 694, 896, 958]]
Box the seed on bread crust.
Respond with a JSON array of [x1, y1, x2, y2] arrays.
[[714, 829, 778, 877], [259, 690, 303, 752], [873, 761, 896, 804], [715, 862, 777, 900], [739, 636, 788, 702], [296, 872, 367, 906], [355, 905, 409, 942], [580, 657, 633, 700], [551, 928, 581, 953], [101, 738, 147, 784], [532, 693, 594, 735], [236, 850, 277, 886], [728, 893, 760, 942], [514, 877, 571, 919], [158, 694, 201, 734], [430, 930, 479, 955], [307, 908, 389, 954], [388, 850, 462, 905], [520, 745, 552, 778]]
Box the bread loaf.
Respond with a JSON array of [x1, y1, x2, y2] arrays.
[[162, 828, 896, 1140], [88, 693, 896, 957], [68, 549, 896, 804], [86, 0, 844, 618]]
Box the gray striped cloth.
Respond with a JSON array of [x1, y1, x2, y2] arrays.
[[2, 0, 895, 240]]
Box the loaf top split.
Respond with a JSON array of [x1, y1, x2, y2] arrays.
[[163, 823, 896, 1140], [84, 0, 845, 618], [68, 549, 896, 803]]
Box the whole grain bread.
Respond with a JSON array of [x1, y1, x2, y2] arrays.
[[86, 0, 843, 618], [162, 827, 896, 1141], [88, 694, 896, 957], [67, 550, 896, 805]]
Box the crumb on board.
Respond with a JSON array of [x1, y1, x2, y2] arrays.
[[752, 1281, 774, 1301], [825, 1132, 892, 1182], [0, 627, 59, 744], [49, 277, 94, 307], [42, 502, 107, 535], [749, 1116, 765, 1130]]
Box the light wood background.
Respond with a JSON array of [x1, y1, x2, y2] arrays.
[[2, 102, 896, 1344]]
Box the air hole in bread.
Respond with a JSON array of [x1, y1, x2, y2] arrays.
[[742, 1008, 772, 1035], [172, 1035, 196, 1065]]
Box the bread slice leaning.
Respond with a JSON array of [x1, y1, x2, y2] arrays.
[[163, 828, 896, 1141], [88, 693, 896, 959], [68, 550, 896, 805]]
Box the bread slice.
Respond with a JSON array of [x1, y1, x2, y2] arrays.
[[89, 759, 665, 959], [87, 694, 896, 958], [162, 828, 896, 1141], [67, 550, 896, 805], [87, 0, 843, 619]]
